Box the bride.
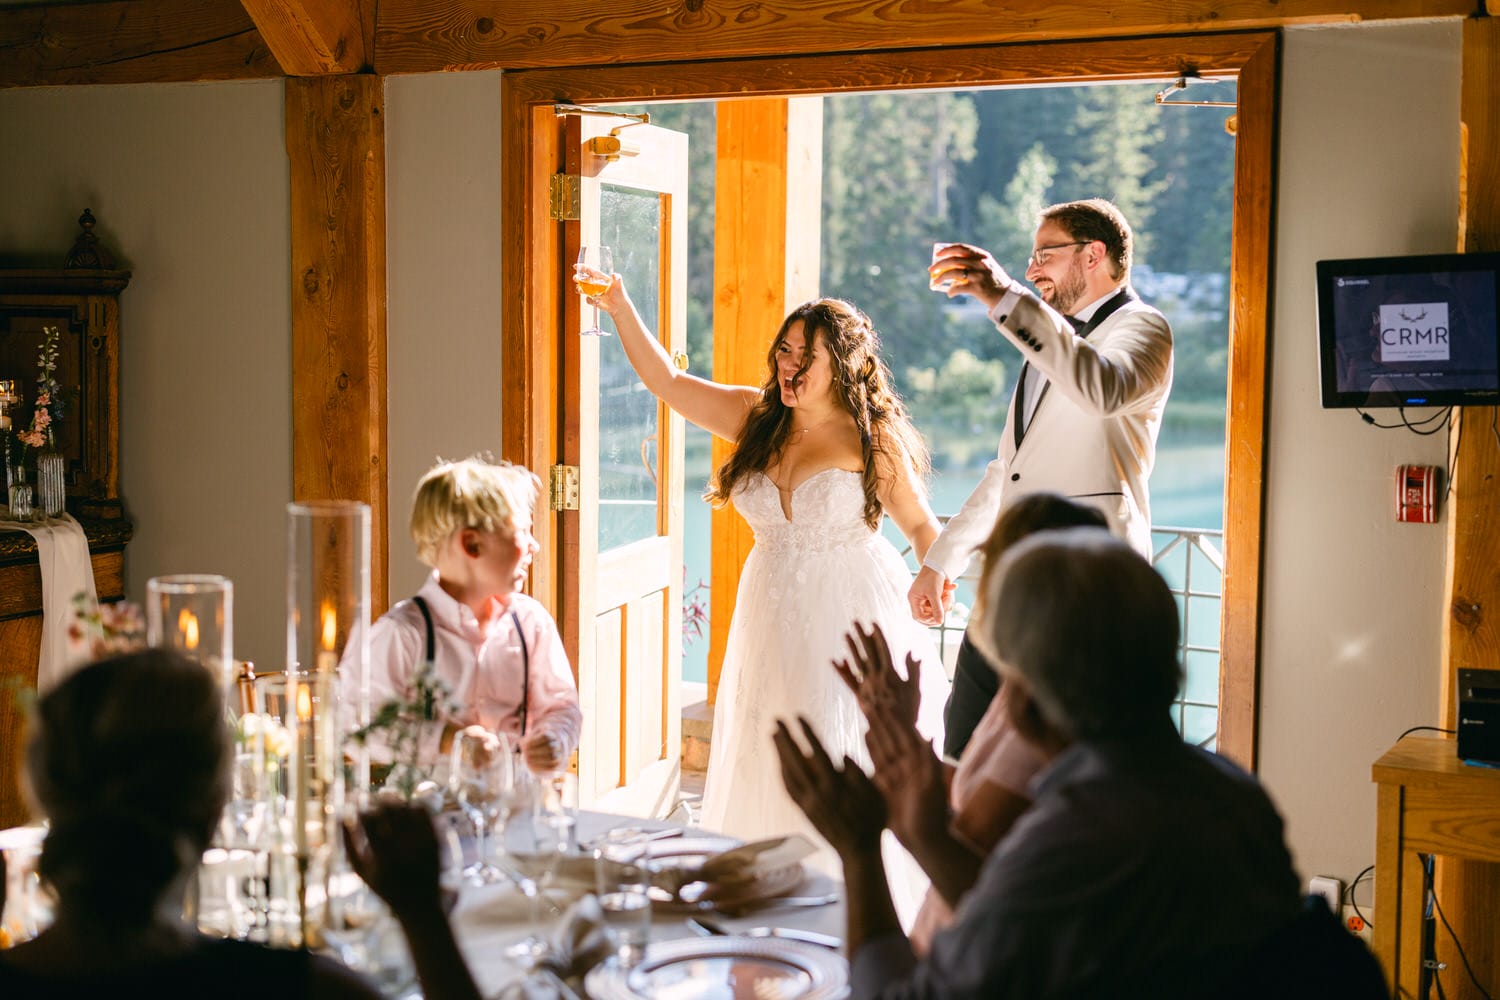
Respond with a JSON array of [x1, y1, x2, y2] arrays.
[[585, 270, 950, 887]]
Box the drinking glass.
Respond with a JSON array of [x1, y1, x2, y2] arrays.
[[929, 241, 963, 292], [593, 830, 653, 967], [451, 730, 513, 885], [575, 246, 614, 336], [501, 765, 555, 963]]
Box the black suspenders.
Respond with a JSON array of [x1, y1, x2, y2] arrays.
[[411, 596, 530, 736]]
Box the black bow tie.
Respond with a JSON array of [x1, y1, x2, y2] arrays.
[[1064, 314, 1086, 333]]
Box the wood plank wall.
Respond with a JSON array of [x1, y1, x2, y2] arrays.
[[286, 75, 390, 612], [1436, 18, 1500, 999], [707, 97, 823, 704]]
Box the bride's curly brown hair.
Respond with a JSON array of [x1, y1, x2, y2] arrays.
[[705, 298, 930, 530]]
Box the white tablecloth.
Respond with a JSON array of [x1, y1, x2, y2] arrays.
[[0, 512, 97, 693], [453, 810, 846, 997]]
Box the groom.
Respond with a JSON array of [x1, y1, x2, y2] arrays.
[[909, 198, 1174, 757]]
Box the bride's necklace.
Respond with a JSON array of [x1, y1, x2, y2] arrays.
[[787, 409, 841, 443]]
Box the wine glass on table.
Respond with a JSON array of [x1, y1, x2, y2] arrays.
[[452, 729, 513, 885], [575, 246, 614, 336], [500, 764, 555, 963]]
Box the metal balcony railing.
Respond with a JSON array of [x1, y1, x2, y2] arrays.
[[910, 523, 1225, 751]]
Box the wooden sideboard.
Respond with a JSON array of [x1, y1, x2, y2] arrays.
[[1, 215, 133, 827], [1372, 735, 1500, 999]]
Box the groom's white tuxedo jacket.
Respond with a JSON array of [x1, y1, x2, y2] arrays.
[[924, 281, 1173, 579]]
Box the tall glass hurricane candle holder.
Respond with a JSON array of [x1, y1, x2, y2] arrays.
[[285, 501, 370, 946], [146, 575, 234, 694]]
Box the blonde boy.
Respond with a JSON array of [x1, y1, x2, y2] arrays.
[[366, 457, 580, 774]]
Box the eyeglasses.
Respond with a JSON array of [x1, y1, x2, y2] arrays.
[[1027, 241, 1090, 268]]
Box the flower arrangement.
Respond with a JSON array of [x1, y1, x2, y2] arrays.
[[348, 660, 459, 802], [67, 593, 146, 660], [237, 711, 295, 761], [15, 325, 62, 461]]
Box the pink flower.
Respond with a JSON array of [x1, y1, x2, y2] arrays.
[[34, 392, 49, 407], [18, 429, 45, 448], [32, 408, 49, 430]]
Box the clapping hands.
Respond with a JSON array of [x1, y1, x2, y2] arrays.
[[342, 802, 449, 921], [835, 621, 922, 728], [835, 623, 949, 853], [773, 716, 885, 862]]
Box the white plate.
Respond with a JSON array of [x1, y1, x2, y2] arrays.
[[584, 935, 849, 1000]]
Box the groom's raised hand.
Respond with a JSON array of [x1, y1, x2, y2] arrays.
[[774, 716, 884, 861]]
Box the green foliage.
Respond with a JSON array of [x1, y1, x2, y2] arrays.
[[637, 82, 1235, 480], [904, 350, 1010, 469], [820, 90, 979, 380], [348, 660, 458, 802]]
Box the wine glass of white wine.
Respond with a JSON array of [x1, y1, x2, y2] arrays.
[[575, 245, 614, 336]]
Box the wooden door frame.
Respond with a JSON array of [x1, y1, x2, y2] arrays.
[[501, 29, 1278, 768]]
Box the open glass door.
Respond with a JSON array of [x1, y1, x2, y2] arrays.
[[565, 112, 689, 815]]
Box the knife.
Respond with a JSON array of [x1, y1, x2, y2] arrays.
[[687, 915, 843, 950]]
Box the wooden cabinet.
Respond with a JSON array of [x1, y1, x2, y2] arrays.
[[1372, 736, 1500, 998], [0, 213, 133, 827], [0, 269, 128, 519]]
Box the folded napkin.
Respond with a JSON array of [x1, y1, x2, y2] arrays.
[[0, 513, 97, 694], [696, 834, 817, 885], [494, 893, 614, 1000]]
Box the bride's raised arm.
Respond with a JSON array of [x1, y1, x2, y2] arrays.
[[585, 269, 759, 443]]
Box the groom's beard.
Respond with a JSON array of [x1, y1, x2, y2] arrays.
[[1040, 257, 1088, 316]]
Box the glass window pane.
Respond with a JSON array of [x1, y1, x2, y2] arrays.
[[1181, 705, 1219, 751], [597, 185, 664, 553], [1186, 595, 1221, 649], [1183, 649, 1220, 706]]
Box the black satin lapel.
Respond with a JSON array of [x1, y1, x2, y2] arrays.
[[1012, 361, 1029, 450]]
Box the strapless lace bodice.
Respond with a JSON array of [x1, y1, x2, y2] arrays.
[[732, 469, 876, 553], [704, 464, 949, 925]]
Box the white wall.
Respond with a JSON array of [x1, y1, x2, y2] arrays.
[[384, 70, 506, 601], [0, 80, 292, 672], [1260, 19, 1459, 885], [0, 21, 1472, 891]]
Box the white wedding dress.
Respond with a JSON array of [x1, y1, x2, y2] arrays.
[[698, 468, 950, 924]]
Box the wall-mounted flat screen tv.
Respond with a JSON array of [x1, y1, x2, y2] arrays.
[[1317, 251, 1500, 408]]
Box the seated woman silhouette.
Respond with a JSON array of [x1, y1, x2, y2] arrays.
[[0, 648, 381, 998]]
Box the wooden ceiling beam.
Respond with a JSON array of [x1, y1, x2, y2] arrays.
[[376, 0, 1477, 74], [239, 0, 371, 76], [0, 0, 1480, 86], [0, 0, 278, 88]]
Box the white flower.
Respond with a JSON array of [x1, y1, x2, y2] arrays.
[[238, 712, 294, 759]]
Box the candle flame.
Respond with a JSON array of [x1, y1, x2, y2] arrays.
[[296, 682, 313, 721], [320, 602, 337, 652], [178, 609, 200, 651]]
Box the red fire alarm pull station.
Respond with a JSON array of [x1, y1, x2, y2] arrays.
[[1395, 464, 1439, 523]]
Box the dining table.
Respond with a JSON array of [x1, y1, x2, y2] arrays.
[[0, 807, 850, 999]]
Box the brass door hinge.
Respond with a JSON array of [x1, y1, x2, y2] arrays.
[[549, 464, 580, 511], [549, 174, 580, 221]]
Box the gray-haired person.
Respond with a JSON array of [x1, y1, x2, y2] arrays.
[[777, 529, 1385, 998]]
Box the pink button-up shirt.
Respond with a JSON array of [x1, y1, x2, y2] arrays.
[[360, 572, 582, 766]]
